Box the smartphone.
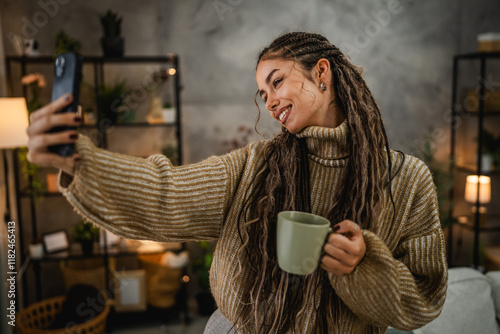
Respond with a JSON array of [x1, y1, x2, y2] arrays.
[[48, 53, 83, 156]]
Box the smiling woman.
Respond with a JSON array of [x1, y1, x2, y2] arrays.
[[25, 31, 447, 334], [256, 58, 344, 133]]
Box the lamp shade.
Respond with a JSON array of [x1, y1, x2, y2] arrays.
[[0, 98, 29, 149], [465, 175, 491, 204]]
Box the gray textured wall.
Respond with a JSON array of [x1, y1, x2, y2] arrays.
[[2, 0, 500, 301], [4, 0, 499, 163]]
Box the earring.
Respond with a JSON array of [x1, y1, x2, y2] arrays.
[[320, 82, 326, 92]]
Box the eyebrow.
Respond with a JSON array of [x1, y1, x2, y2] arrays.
[[259, 68, 279, 98]]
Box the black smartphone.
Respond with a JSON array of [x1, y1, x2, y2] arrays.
[[48, 53, 83, 156]]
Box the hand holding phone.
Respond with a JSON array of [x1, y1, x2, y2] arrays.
[[48, 53, 83, 156]]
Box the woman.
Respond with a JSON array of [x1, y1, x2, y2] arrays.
[[26, 32, 447, 333]]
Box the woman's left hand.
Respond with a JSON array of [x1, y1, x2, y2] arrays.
[[320, 219, 366, 276]]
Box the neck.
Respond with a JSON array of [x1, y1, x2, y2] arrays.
[[322, 100, 345, 128]]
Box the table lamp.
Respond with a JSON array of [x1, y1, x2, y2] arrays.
[[0, 97, 29, 223], [464, 175, 491, 226]]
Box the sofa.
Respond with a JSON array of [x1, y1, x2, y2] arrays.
[[204, 267, 500, 333], [388, 267, 500, 334]]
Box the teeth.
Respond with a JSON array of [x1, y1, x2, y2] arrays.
[[279, 106, 291, 121]]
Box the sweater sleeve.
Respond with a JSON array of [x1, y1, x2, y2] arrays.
[[328, 163, 448, 331], [59, 135, 230, 243]]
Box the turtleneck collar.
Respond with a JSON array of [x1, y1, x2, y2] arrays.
[[295, 121, 349, 167]]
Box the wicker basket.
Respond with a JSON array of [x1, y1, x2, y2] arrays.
[[138, 253, 182, 308], [16, 292, 112, 334], [60, 259, 106, 292]]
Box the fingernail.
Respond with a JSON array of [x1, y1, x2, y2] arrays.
[[333, 225, 341, 232], [74, 116, 82, 122], [69, 134, 78, 139], [65, 94, 71, 101]]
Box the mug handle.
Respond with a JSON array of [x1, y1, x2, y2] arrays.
[[319, 227, 333, 260]]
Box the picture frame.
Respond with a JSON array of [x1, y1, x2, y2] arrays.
[[42, 230, 70, 254], [112, 269, 147, 312]]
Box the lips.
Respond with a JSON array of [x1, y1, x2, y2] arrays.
[[275, 105, 292, 124]]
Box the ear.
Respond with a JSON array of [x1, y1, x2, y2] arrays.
[[315, 58, 331, 84]]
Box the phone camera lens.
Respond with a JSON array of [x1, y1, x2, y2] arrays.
[[55, 56, 65, 77]]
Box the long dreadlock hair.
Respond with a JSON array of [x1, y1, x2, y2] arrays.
[[230, 32, 398, 333]]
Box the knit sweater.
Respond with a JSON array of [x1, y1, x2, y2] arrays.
[[59, 121, 447, 333]]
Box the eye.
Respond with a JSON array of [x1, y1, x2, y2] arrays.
[[273, 77, 283, 88]]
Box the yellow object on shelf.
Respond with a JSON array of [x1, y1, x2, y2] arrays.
[[138, 253, 183, 308], [466, 90, 500, 112], [485, 247, 500, 272], [60, 258, 106, 292], [478, 32, 500, 52], [46, 173, 60, 193]]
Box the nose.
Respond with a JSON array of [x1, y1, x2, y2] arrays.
[[265, 93, 278, 112]]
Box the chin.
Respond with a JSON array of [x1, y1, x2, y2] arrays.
[[284, 124, 304, 135]]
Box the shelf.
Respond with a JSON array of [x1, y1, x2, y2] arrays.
[[459, 223, 500, 233], [7, 53, 185, 310], [450, 51, 500, 269], [31, 241, 183, 262], [454, 52, 500, 60], [455, 213, 500, 233], [6, 54, 178, 64], [456, 164, 500, 175], [80, 122, 177, 129], [20, 191, 62, 198], [466, 111, 500, 117]]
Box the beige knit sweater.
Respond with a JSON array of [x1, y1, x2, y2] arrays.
[[59, 121, 447, 333]]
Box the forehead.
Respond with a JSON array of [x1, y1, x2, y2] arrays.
[[256, 58, 294, 87]]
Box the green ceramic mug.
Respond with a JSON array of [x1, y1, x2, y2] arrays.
[[277, 211, 332, 275]]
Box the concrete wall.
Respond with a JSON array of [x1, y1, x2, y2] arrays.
[[6, 0, 498, 161], [1, 0, 500, 301]]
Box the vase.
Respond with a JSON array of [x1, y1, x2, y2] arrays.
[[162, 107, 176, 123], [101, 36, 124, 58], [146, 97, 164, 124], [80, 241, 94, 256], [46, 173, 59, 193], [482, 154, 493, 172], [29, 243, 44, 260]]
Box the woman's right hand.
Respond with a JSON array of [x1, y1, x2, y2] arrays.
[[26, 94, 81, 176]]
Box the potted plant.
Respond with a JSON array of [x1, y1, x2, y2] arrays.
[[54, 30, 82, 56], [161, 141, 179, 166], [17, 147, 45, 207], [192, 241, 216, 315], [72, 220, 100, 255], [29, 238, 44, 260], [96, 79, 128, 126], [162, 102, 176, 123], [21, 72, 46, 113], [99, 10, 124, 57], [412, 129, 455, 228], [146, 70, 170, 124]]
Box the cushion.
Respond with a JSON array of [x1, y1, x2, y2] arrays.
[[386, 328, 414, 333], [203, 309, 236, 334], [486, 271, 500, 326], [414, 267, 498, 334]]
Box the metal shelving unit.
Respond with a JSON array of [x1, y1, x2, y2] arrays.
[[449, 51, 500, 268], [6, 54, 189, 323]]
